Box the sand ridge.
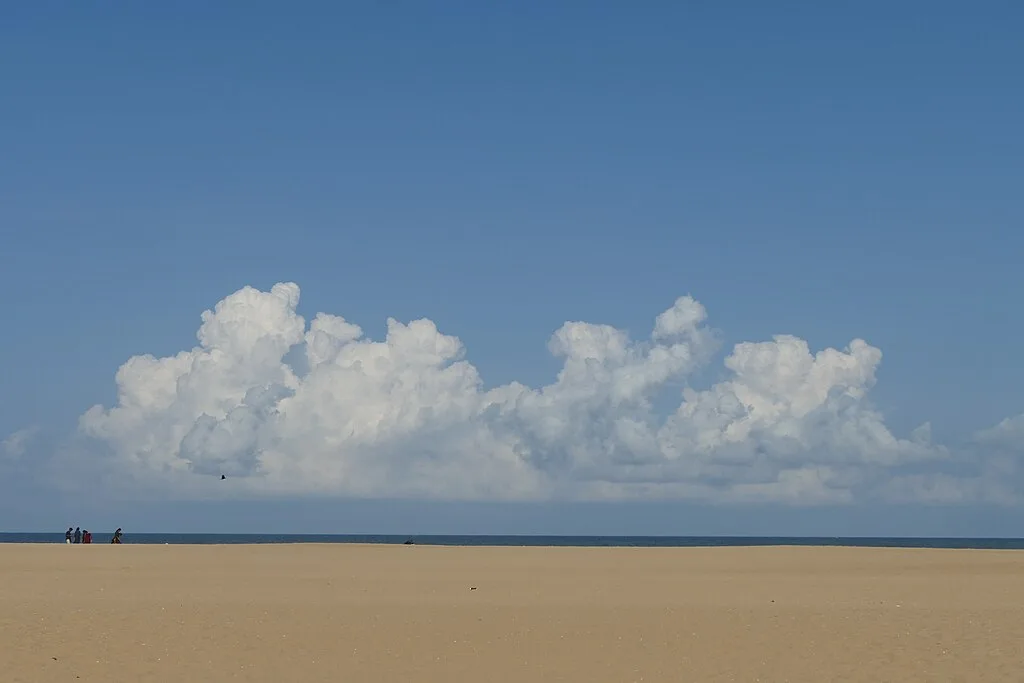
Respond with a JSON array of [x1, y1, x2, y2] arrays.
[[2, 543, 1022, 681]]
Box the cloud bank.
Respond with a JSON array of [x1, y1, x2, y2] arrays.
[[72, 282, 1019, 504], [2, 426, 39, 461]]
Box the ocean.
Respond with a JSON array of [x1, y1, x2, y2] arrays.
[[2, 533, 1023, 549]]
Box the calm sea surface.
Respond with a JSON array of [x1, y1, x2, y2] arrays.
[[2, 533, 1023, 549]]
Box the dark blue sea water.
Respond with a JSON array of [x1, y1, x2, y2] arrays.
[[2, 533, 1024, 549]]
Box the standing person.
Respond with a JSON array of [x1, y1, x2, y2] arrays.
[[110, 528, 123, 544], [73, 527, 81, 544], [82, 530, 92, 544], [65, 528, 72, 544]]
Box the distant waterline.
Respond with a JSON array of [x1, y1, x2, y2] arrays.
[[2, 533, 1024, 549]]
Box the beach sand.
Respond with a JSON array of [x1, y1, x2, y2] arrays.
[[2, 543, 1022, 682]]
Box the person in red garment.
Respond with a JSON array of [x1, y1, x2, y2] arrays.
[[82, 530, 92, 544]]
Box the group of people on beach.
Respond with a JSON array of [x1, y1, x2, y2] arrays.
[[65, 527, 122, 544]]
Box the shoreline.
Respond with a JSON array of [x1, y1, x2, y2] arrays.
[[5, 540, 1024, 550], [3, 535, 1024, 550]]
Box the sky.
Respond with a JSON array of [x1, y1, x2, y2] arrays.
[[2, 2, 1023, 535]]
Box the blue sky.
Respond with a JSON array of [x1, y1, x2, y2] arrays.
[[2, 2, 1022, 534]]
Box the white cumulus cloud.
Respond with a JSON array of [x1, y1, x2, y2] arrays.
[[75, 281, 967, 503], [2, 426, 39, 460]]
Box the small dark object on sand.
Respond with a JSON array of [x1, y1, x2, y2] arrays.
[[470, 586, 477, 590], [403, 539, 414, 545]]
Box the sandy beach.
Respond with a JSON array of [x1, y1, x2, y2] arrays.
[[2, 543, 1022, 682]]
